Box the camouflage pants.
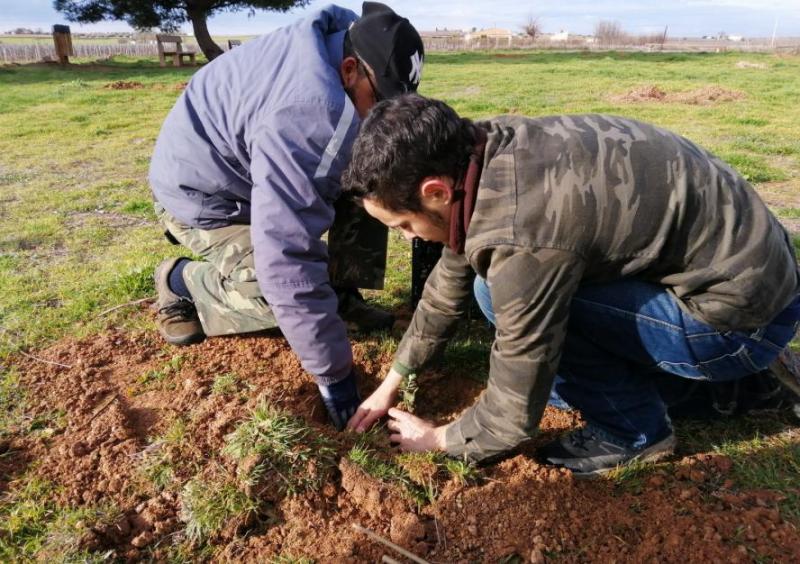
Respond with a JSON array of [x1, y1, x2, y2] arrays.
[[154, 198, 387, 337]]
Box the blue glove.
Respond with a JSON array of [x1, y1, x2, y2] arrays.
[[318, 369, 361, 431]]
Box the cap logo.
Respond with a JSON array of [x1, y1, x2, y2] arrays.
[[408, 50, 423, 85]]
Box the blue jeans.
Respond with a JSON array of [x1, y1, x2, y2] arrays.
[[473, 276, 800, 449]]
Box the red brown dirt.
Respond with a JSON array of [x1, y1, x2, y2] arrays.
[[103, 81, 145, 90], [613, 84, 746, 105], [3, 324, 800, 562]]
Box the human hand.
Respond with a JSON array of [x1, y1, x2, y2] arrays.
[[386, 408, 446, 452], [346, 368, 404, 432]]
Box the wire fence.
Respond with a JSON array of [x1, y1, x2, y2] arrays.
[[1, 37, 799, 64], [0, 41, 192, 64], [423, 36, 800, 53]]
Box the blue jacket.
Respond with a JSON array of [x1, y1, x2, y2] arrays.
[[149, 5, 360, 385]]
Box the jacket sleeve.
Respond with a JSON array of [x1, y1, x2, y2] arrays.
[[444, 245, 585, 462], [247, 99, 359, 385], [392, 247, 475, 376]]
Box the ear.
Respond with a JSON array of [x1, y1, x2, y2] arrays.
[[419, 177, 454, 205], [340, 56, 360, 89]]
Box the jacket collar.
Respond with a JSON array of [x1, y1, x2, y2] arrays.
[[448, 127, 488, 254]]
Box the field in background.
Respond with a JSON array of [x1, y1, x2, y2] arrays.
[[1, 49, 798, 357], [1, 51, 799, 560], [2, 32, 799, 64]]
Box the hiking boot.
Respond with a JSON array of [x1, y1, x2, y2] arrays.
[[539, 426, 676, 479], [768, 347, 800, 418], [154, 258, 205, 346], [336, 288, 395, 332]]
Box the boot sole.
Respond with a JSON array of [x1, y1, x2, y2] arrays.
[[572, 434, 677, 480], [158, 327, 206, 346]]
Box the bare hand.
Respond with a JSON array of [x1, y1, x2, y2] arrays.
[[347, 369, 404, 432], [386, 408, 446, 452]]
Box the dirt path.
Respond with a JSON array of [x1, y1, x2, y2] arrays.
[[3, 327, 799, 562]]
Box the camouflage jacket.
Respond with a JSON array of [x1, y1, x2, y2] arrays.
[[392, 114, 800, 462]]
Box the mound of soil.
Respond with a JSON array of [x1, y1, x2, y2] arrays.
[[104, 81, 145, 90], [3, 325, 800, 562], [613, 84, 745, 105], [672, 86, 746, 105], [615, 84, 667, 102]]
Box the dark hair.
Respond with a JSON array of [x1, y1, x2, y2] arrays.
[[342, 94, 476, 213]]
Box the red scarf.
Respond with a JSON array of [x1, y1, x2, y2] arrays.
[[448, 127, 488, 254]]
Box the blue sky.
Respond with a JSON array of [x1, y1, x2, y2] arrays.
[[2, 1, 799, 37]]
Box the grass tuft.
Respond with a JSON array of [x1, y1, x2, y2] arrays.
[[223, 399, 336, 495], [211, 372, 241, 395], [348, 430, 480, 506], [180, 476, 258, 543], [0, 367, 25, 438]]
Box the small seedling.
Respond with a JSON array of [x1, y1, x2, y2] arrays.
[[443, 456, 481, 486], [211, 372, 240, 395], [398, 373, 418, 413], [271, 556, 314, 564], [137, 418, 188, 491], [223, 399, 336, 495], [180, 476, 258, 543], [138, 354, 185, 386]]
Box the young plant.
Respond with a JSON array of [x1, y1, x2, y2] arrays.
[[398, 373, 419, 413], [137, 418, 188, 492], [138, 354, 186, 386], [211, 372, 241, 395], [223, 399, 336, 495], [180, 476, 258, 543]]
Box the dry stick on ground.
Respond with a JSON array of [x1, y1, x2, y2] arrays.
[[382, 556, 403, 564], [85, 394, 118, 426], [18, 350, 73, 369], [352, 523, 431, 564], [96, 296, 155, 318], [1, 326, 73, 368]]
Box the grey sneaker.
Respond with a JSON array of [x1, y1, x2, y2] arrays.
[[154, 258, 205, 346], [336, 288, 394, 332], [768, 347, 800, 419], [539, 426, 676, 478]]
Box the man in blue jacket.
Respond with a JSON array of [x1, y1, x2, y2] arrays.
[[148, 3, 424, 429]]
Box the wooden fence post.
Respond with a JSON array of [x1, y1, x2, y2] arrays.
[[52, 24, 74, 65]]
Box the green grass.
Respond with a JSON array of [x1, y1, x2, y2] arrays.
[[1, 51, 799, 359], [717, 431, 800, 522], [0, 49, 799, 557], [211, 372, 242, 395], [223, 399, 337, 495], [180, 476, 258, 543], [137, 353, 186, 387], [136, 417, 191, 492], [0, 367, 25, 438], [0, 476, 119, 561], [348, 429, 480, 506]]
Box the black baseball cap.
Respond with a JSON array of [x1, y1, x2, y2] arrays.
[[348, 2, 425, 99]]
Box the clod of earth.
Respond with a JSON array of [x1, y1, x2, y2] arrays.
[[103, 81, 145, 90]]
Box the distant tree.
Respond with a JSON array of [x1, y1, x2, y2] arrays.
[[594, 20, 627, 47], [53, 0, 310, 61], [522, 16, 541, 41]]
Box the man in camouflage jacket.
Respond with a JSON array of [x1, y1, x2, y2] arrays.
[[343, 95, 800, 476]]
